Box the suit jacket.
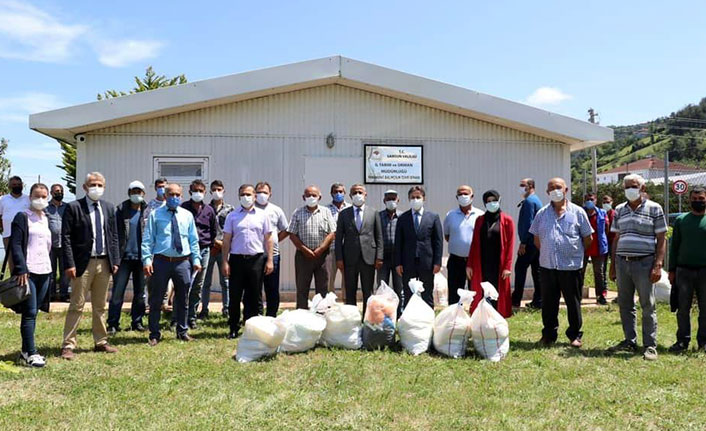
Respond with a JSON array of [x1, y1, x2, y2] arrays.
[[335, 205, 384, 266], [116, 199, 146, 260], [62, 197, 120, 277], [394, 209, 443, 272]]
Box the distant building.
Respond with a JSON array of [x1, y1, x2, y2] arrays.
[[596, 157, 705, 184]]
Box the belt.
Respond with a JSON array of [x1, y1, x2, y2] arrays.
[[90, 255, 108, 260], [619, 254, 654, 262], [231, 253, 263, 259], [154, 254, 189, 262]]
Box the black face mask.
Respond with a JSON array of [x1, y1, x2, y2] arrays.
[[11, 185, 22, 195], [691, 200, 706, 213], [53, 193, 64, 202]]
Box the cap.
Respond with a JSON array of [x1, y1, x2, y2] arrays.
[[384, 189, 398, 195], [128, 180, 145, 191]]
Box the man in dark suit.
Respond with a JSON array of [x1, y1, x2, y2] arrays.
[[60, 172, 120, 360], [394, 185, 443, 309], [335, 184, 384, 317]]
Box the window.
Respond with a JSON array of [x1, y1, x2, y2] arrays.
[[153, 156, 209, 186]]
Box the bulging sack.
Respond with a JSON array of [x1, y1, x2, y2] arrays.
[[235, 316, 287, 363], [321, 304, 363, 349], [361, 281, 400, 350], [277, 309, 327, 354], [433, 289, 475, 358], [654, 269, 671, 304], [470, 282, 510, 362], [398, 278, 435, 355]]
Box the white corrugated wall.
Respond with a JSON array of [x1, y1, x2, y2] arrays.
[[78, 84, 569, 291]]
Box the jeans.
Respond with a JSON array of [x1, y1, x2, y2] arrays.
[[377, 255, 403, 316], [580, 255, 607, 298], [263, 254, 281, 317], [149, 258, 192, 340], [20, 273, 50, 355], [616, 255, 657, 347], [188, 247, 210, 321], [675, 267, 706, 346], [107, 259, 145, 329], [50, 247, 69, 297], [539, 268, 583, 342], [228, 253, 266, 333], [513, 245, 542, 306], [446, 254, 470, 305], [202, 250, 229, 313]]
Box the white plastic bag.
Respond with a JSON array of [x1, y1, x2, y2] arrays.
[[433, 289, 475, 358], [398, 279, 435, 355], [361, 281, 400, 350], [654, 269, 671, 303], [235, 316, 287, 363], [321, 304, 363, 349], [311, 291, 338, 314], [434, 273, 449, 307], [277, 309, 327, 354], [470, 282, 510, 362]]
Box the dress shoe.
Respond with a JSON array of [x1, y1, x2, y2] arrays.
[[537, 337, 555, 347], [106, 326, 119, 336], [94, 343, 118, 353], [607, 339, 638, 353], [197, 310, 209, 320], [148, 338, 159, 347], [596, 296, 608, 305], [227, 331, 239, 340], [668, 341, 688, 353], [131, 322, 146, 332], [188, 320, 198, 330], [177, 333, 194, 342], [526, 302, 541, 310], [60, 348, 75, 360]]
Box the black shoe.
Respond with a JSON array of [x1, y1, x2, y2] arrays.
[[222, 310, 230, 318], [106, 326, 119, 336], [526, 302, 541, 310], [668, 341, 689, 353], [197, 310, 209, 320], [177, 333, 194, 342], [227, 330, 239, 339], [131, 322, 146, 332], [597, 296, 608, 305], [60, 295, 71, 303], [537, 337, 555, 347], [188, 320, 198, 330], [607, 339, 638, 353]]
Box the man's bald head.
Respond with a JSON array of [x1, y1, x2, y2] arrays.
[[303, 185, 321, 198], [456, 185, 473, 196], [547, 177, 567, 192], [166, 183, 182, 198]]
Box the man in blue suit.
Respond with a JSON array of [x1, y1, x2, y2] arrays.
[[394, 186, 443, 309]]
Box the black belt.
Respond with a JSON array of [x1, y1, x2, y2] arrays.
[[154, 254, 189, 262], [619, 255, 653, 262], [90, 255, 108, 260], [231, 253, 263, 259]]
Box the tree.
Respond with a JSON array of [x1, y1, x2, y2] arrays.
[[57, 67, 188, 192], [0, 138, 11, 195]]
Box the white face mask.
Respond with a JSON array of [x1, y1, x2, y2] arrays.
[[625, 187, 641, 202], [130, 194, 144, 204], [457, 194, 472, 207], [385, 200, 398, 211], [87, 186, 104, 201], [191, 192, 204, 203], [351, 193, 365, 207], [520, 186, 527, 197], [305, 196, 319, 208], [410, 198, 424, 211], [549, 189, 565, 203], [31, 198, 48, 211], [602, 203, 612, 211], [485, 201, 500, 213], [212, 190, 224, 200], [256, 193, 269, 206], [239, 195, 254, 208]]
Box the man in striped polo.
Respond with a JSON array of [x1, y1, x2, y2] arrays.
[[608, 174, 667, 361]]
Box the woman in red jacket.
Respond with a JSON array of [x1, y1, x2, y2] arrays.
[[466, 190, 515, 318]]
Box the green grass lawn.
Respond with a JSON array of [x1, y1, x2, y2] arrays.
[[0, 304, 704, 431]]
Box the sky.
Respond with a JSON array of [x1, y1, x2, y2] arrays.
[[1, 0, 705, 196]]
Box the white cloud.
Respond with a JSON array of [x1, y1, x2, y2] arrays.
[[0, 92, 64, 124], [525, 87, 573, 106], [7, 141, 61, 161], [95, 39, 164, 67]]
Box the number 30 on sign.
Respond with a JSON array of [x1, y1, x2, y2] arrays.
[[672, 180, 688, 195]]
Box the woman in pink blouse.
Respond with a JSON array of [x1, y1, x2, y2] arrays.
[[10, 183, 52, 368]]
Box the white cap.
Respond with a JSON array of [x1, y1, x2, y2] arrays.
[[384, 189, 398, 195], [128, 180, 145, 191]]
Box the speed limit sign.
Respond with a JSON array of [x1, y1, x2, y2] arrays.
[[672, 180, 688, 195]]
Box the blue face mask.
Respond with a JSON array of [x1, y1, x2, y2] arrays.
[[166, 196, 181, 209], [332, 192, 344, 203], [584, 201, 596, 211], [156, 187, 166, 198]]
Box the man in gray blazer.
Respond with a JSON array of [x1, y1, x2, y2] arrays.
[[335, 184, 384, 316]]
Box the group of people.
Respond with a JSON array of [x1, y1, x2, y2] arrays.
[[2, 170, 705, 367]]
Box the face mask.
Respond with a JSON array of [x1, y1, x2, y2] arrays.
[[31, 198, 48, 211], [584, 201, 596, 211], [166, 196, 181, 209], [53, 193, 63, 202], [212, 190, 224, 200], [549, 189, 564, 203], [624, 187, 641, 202], [156, 187, 166, 198], [410, 198, 424, 211], [87, 186, 104, 201], [485, 201, 500, 213], [457, 194, 472, 207], [11, 185, 22, 195], [191, 192, 204, 203], [385, 200, 398, 211], [351, 193, 365, 207], [256, 193, 269, 206], [691, 200, 706, 213], [332, 192, 345, 203], [520, 187, 527, 197], [240, 195, 254, 208], [602, 203, 612, 211], [305, 196, 319, 208], [130, 194, 144, 204]]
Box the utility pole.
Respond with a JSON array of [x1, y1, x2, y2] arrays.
[[588, 108, 599, 193]]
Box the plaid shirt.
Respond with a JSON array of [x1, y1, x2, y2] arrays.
[[210, 200, 235, 241], [379, 209, 400, 256], [287, 205, 336, 250]]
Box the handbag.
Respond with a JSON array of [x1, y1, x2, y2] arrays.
[[0, 251, 30, 308]]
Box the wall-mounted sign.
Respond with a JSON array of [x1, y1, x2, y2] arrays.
[[364, 144, 423, 184]]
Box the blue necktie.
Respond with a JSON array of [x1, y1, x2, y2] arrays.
[[414, 211, 420, 233], [170, 209, 183, 253], [355, 207, 362, 231], [93, 202, 104, 255]]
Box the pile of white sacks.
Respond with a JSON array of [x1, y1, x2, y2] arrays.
[[234, 279, 510, 363]]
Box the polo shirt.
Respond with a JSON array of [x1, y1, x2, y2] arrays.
[[0, 194, 30, 238], [443, 206, 484, 257], [255, 202, 289, 256], [611, 198, 667, 257]]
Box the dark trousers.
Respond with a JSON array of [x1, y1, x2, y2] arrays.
[[513, 245, 542, 306], [228, 253, 266, 332], [149, 258, 191, 340], [675, 267, 706, 346], [580, 255, 607, 298], [540, 268, 583, 342], [107, 259, 145, 329], [402, 261, 434, 310], [294, 250, 329, 309], [446, 254, 470, 305], [263, 255, 281, 317], [20, 273, 50, 355], [50, 247, 69, 297], [377, 254, 403, 316], [344, 257, 376, 318]]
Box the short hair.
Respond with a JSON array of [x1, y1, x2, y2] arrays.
[[525, 178, 536, 189], [85, 172, 105, 184], [210, 179, 224, 189], [29, 183, 48, 196], [330, 183, 345, 193], [154, 177, 168, 187], [255, 181, 271, 193], [51, 183, 64, 192], [585, 192, 596, 199], [623, 174, 645, 188], [190, 179, 206, 191], [239, 184, 255, 194], [350, 183, 365, 192], [9, 176, 22, 184], [603, 195, 613, 201], [690, 186, 706, 197], [408, 185, 426, 198]]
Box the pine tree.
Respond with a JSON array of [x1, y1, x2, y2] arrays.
[[0, 138, 11, 195]]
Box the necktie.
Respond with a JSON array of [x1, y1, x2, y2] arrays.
[[170, 209, 183, 253], [93, 202, 104, 255], [414, 211, 420, 233], [355, 207, 362, 231]]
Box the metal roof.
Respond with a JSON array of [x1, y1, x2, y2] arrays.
[[29, 56, 613, 149]]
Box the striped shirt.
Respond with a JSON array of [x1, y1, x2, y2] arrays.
[[611, 198, 667, 257], [287, 205, 336, 250]]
